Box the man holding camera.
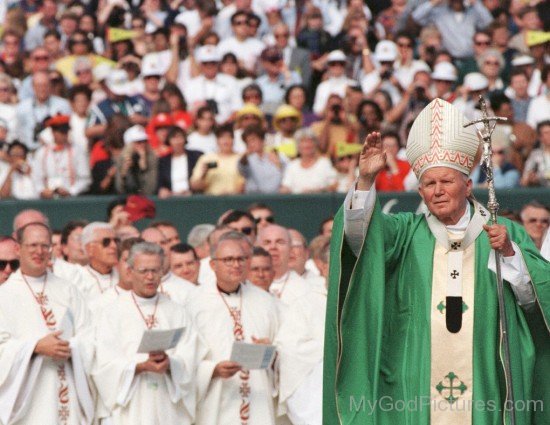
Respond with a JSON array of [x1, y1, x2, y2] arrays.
[[31, 114, 91, 198], [313, 50, 355, 115]]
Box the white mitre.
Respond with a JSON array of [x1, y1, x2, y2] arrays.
[[406, 98, 481, 179]]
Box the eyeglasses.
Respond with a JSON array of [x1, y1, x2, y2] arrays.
[[233, 20, 248, 26], [92, 237, 120, 247], [244, 93, 261, 100], [254, 216, 274, 224], [275, 33, 290, 39], [397, 42, 412, 48], [0, 259, 19, 271], [71, 39, 87, 44], [213, 256, 249, 266], [484, 61, 499, 66], [33, 55, 50, 61], [475, 40, 491, 46], [526, 218, 550, 225], [21, 243, 52, 252], [328, 61, 345, 67], [234, 226, 254, 235], [133, 267, 162, 276], [278, 117, 298, 122]]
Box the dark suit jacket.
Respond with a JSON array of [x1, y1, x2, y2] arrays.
[[289, 47, 312, 90], [157, 149, 203, 192]]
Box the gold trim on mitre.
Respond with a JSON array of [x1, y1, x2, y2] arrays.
[[406, 98, 480, 179]]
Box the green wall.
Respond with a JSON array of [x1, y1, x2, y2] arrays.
[[0, 188, 548, 240]]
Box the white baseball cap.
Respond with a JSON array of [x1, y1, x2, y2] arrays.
[[326, 50, 347, 62], [141, 56, 163, 78], [93, 62, 114, 82], [105, 69, 129, 96], [431, 62, 457, 82], [195, 45, 221, 63], [511, 55, 535, 67], [123, 125, 148, 145], [464, 72, 489, 91], [374, 40, 398, 62]]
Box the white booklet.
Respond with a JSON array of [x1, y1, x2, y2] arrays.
[[137, 328, 184, 353], [230, 341, 276, 369]]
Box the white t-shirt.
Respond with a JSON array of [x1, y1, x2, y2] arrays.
[[217, 37, 265, 72], [186, 131, 217, 154], [171, 154, 189, 192], [0, 160, 39, 199], [281, 157, 337, 193]]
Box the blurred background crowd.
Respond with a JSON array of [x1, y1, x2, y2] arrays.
[[0, 0, 548, 200]]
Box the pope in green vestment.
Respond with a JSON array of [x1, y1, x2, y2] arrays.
[[323, 198, 550, 424], [323, 99, 550, 425]]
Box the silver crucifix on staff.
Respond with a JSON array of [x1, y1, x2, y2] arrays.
[[464, 96, 516, 425]]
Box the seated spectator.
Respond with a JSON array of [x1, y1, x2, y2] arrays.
[[280, 128, 337, 194], [241, 83, 264, 107], [520, 201, 550, 251], [296, 6, 334, 61], [521, 120, 550, 187], [477, 48, 505, 92], [147, 112, 174, 157], [313, 49, 353, 115], [431, 62, 459, 103], [186, 106, 218, 154], [32, 115, 91, 198], [90, 115, 130, 195], [470, 131, 520, 189], [255, 46, 301, 117], [285, 84, 318, 127], [526, 65, 550, 130], [219, 52, 254, 94], [360, 40, 402, 105], [115, 125, 158, 195], [233, 103, 265, 154], [0, 73, 18, 142], [238, 125, 287, 194], [507, 69, 532, 123], [266, 104, 301, 158], [157, 127, 203, 198], [68, 85, 92, 152], [334, 152, 358, 193], [374, 131, 411, 192], [190, 124, 244, 195], [273, 23, 312, 89], [0, 141, 38, 199], [311, 93, 360, 158], [159, 83, 193, 132], [356, 99, 384, 141]]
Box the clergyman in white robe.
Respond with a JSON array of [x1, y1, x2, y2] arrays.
[[92, 291, 207, 424], [0, 270, 94, 425], [189, 282, 280, 425]]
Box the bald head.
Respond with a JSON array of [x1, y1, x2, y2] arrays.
[[257, 224, 291, 278], [13, 209, 49, 235]]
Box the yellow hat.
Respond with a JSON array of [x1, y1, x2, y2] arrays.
[[526, 30, 550, 48], [236, 103, 264, 120], [406, 98, 480, 178], [335, 141, 363, 158], [273, 104, 302, 131]]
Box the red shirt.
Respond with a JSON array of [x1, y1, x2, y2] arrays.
[[375, 159, 411, 192]]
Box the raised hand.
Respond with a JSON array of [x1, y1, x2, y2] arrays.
[[357, 132, 387, 190]]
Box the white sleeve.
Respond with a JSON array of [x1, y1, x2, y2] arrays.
[[488, 242, 536, 308], [343, 184, 377, 257]]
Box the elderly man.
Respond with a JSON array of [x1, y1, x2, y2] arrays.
[[188, 234, 280, 425], [78, 222, 119, 300], [93, 242, 207, 424], [170, 243, 201, 285], [520, 201, 550, 251], [0, 222, 93, 424], [187, 224, 215, 259], [0, 236, 19, 284], [324, 98, 550, 424], [257, 224, 310, 305]]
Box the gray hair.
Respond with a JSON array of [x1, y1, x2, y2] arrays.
[[477, 48, 504, 71], [127, 242, 165, 268], [294, 127, 319, 146], [210, 230, 252, 257], [187, 224, 215, 248], [81, 222, 114, 247]]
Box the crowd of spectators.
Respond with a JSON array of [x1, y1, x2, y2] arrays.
[[0, 0, 549, 200]]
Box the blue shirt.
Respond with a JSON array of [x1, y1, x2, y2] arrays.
[[255, 72, 302, 116]]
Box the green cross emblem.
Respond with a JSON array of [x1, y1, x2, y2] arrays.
[[436, 372, 467, 403], [437, 300, 469, 314]]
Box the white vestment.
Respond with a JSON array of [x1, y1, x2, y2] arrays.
[[188, 283, 280, 425], [76, 266, 118, 302], [198, 257, 215, 287], [0, 270, 94, 425], [89, 285, 130, 316], [159, 272, 197, 307], [92, 291, 207, 425], [269, 270, 311, 306], [275, 285, 327, 425], [52, 258, 84, 284]]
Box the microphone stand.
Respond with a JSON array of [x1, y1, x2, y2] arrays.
[[464, 96, 515, 425]]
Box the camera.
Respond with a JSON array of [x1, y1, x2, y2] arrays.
[[206, 161, 218, 169], [33, 122, 44, 142], [380, 69, 393, 80], [205, 99, 219, 115], [330, 104, 343, 124]]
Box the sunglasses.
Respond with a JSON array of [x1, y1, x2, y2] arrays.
[[52, 125, 70, 133], [254, 216, 274, 224], [93, 237, 121, 247], [328, 61, 346, 66], [475, 40, 491, 46], [0, 259, 19, 271], [397, 43, 412, 48], [238, 226, 254, 235]]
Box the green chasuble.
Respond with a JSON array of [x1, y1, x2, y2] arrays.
[[323, 199, 550, 425]]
